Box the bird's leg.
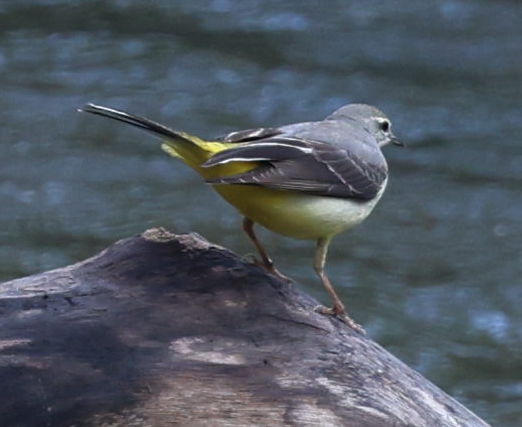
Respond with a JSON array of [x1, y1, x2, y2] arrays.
[[242, 217, 291, 282], [313, 237, 365, 334]]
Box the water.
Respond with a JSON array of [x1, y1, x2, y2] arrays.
[[1, 1, 522, 424]]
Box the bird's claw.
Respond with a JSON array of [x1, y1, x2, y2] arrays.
[[244, 254, 292, 283], [313, 305, 366, 335]]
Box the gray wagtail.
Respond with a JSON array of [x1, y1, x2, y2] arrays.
[[80, 103, 402, 333]]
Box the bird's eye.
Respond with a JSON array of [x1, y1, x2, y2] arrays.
[[380, 120, 390, 132]]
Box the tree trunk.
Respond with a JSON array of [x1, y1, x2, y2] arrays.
[[0, 228, 490, 427]]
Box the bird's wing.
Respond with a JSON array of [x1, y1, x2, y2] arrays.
[[202, 134, 387, 200], [204, 136, 313, 164], [217, 127, 284, 143]]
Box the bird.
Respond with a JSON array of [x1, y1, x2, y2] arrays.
[[80, 102, 402, 333]]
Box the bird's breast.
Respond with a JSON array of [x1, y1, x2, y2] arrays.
[[214, 179, 387, 240]]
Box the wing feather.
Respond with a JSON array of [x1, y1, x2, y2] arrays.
[[202, 138, 312, 167], [218, 127, 283, 143]]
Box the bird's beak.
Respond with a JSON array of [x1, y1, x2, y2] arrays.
[[390, 136, 405, 147]]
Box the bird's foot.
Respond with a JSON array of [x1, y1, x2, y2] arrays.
[[245, 253, 293, 283], [313, 305, 366, 335], [256, 259, 293, 283]]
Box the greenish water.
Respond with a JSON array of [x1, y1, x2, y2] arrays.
[[1, 1, 522, 424]]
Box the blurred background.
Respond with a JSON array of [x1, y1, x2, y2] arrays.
[[0, 0, 521, 424]]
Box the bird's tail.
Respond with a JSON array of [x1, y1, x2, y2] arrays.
[[79, 103, 220, 168]]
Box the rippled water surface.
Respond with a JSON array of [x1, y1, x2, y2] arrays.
[[1, 1, 522, 424]]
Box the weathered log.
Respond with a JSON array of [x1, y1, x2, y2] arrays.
[[0, 228, 489, 427]]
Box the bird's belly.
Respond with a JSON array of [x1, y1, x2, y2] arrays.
[[214, 184, 385, 240]]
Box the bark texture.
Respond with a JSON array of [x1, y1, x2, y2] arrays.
[[0, 228, 490, 427]]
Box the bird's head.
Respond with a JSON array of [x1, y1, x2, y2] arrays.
[[327, 103, 403, 148]]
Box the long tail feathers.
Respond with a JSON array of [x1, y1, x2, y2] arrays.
[[79, 103, 195, 145]]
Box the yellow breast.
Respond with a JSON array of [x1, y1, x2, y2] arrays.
[[214, 183, 385, 240]]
